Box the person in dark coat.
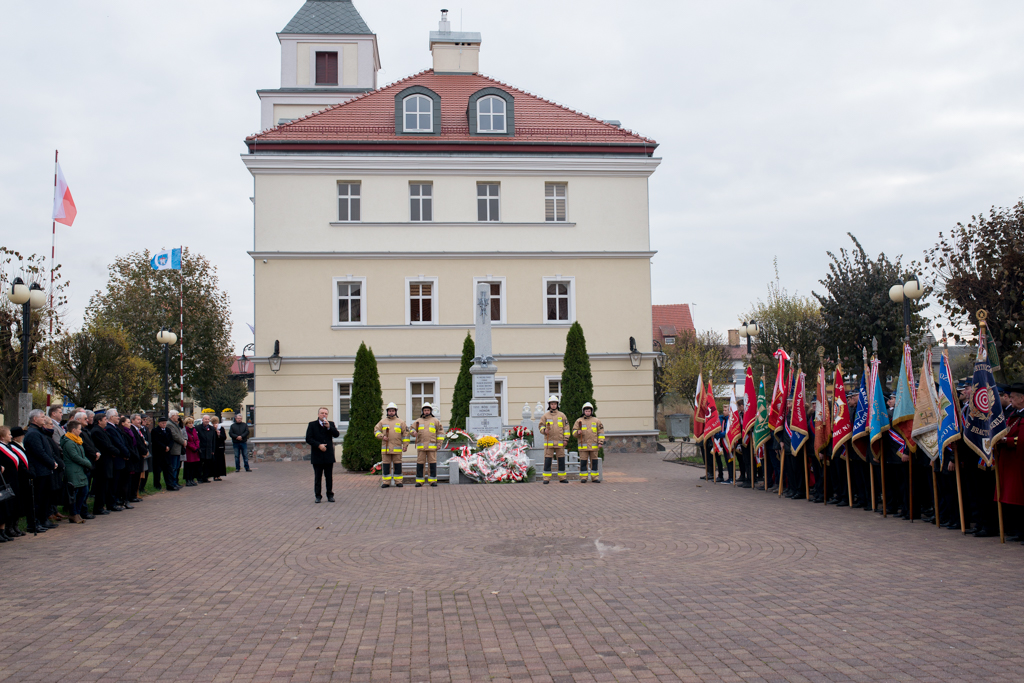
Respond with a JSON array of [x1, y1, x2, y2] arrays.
[[228, 413, 251, 472], [149, 416, 180, 491], [305, 407, 339, 503], [23, 410, 59, 532], [0, 426, 26, 541], [90, 412, 120, 514], [104, 410, 133, 509], [128, 415, 149, 501], [196, 414, 216, 483], [210, 416, 227, 480]]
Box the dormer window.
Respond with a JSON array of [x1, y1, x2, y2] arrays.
[[404, 95, 433, 132], [477, 96, 506, 133], [315, 52, 338, 86]]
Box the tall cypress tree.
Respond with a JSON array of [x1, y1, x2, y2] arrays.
[[560, 322, 595, 453], [342, 342, 383, 471], [449, 332, 475, 430]]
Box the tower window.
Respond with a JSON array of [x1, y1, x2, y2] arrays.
[[315, 52, 338, 85]]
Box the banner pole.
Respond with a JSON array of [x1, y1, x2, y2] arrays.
[[880, 455, 887, 518], [778, 445, 785, 497], [908, 457, 914, 522], [845, 449, 853, 508], [954, 450, 966, 534], [46, 149, 58, 410], [869, 461, 876, 510], [179, 247, 184, 412], [803, 450, 809, 501], [994, 456, 1005, 544], [822, 454, 828, 505], [932, 465, 940, 528]]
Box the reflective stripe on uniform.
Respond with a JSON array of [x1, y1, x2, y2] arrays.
[[590, 471, 600, 477], [428, 478, 437, 483], [542, 472, 552, 478], [416, 478, 425, 483]]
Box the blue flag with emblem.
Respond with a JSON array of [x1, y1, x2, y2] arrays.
[[936, 350, 961, 462], [150, 247, 181, 271], [850, 374, 870, 460], [962, 322, 1008, 466], [868, 359, 890, 460]]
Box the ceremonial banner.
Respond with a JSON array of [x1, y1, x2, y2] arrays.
[[768, 348, 789, 432], [868, 358, 890, 460], [752, 379, 771, 461], [726, 385, 743, 450], [789, 371, 809, 455], [814, 365, 831, 457], [937, 350, 962, 460], [850, 374, 870, 460], [693, 372, 705, 441], [701, 380, 722, 442], [891, 343, 917, 452], [741, 366, 757, 441], [832, 365, 853, 455], [911, 348, 940, 460], [963, 324, 1008, 466]]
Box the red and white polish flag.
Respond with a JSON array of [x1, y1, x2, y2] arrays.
[[52, 162, 77, 226]]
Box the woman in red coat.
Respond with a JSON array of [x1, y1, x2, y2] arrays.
[[996, 384, 1024, 542], [183, 417, 201, 487]]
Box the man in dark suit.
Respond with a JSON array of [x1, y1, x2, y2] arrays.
[[196, 414, 216, 483], [305, 407, 339, 504], [23, 409, 59, 532], [150, 416, 180, 491]]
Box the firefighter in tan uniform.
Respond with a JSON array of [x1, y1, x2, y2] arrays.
[[540, 395, 570, 483], [374, 402, 408, 488], [572, 402, 605, 482], [409, 402, 443, 487]]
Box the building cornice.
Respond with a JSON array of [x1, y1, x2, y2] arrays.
[[327, 221, 576, 229], [249, 250, 656, 261], [252, 352, 647, 364], [241, 153, 661, 177]]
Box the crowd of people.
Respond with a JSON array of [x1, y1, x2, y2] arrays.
[[0, 407, 252, 541], [704, 381, 1024, 544]]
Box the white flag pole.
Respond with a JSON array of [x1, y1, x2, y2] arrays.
[[46, 149, 58, 409]]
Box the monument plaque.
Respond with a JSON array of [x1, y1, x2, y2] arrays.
[[467, 282, 502, 438]]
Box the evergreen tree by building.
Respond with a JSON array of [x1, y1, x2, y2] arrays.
[[560, 322, 595, 453], [449, 332, 475, 430], [342, 342, 383, 471]]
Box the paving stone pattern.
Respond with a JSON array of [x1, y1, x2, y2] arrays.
[[1, 453, 1022, 682]]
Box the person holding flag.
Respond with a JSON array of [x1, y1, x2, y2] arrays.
[[738, 367, 759, 488], [700, 379, 724, 482], [995, 382, 1024, 543], [787, 367, 811, 500], [725, 384, 743, 485], [831, 363, 854, 507], [891, 343, 926, 520]]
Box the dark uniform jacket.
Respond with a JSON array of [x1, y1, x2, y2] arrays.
[[196, 423, 216, 460], [150, 425, 175, 458], [24, 424, 57, 478], [305, 420, 340, 466]]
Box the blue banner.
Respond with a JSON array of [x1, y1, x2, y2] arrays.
[[150, 248, 182, 271], [937, 352, 961, 463], [962, 329, 1008, 466]]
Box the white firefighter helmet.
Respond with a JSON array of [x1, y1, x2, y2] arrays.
[[547, 395, 560, 405], [386, 402, 398, 412], [421, 402, 434, 412], [582, 402, 594, 412]]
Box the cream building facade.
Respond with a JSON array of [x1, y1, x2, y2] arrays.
[[243, 2, 662, 460]]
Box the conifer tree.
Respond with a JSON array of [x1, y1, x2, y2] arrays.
[[449, 332, 475, 430], [560, 322, 595, 453], [342, 342, 383, 471]]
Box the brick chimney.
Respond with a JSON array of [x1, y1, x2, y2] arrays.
[[430, 9, 481, 74]]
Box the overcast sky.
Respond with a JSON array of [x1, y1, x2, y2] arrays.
[[2, 0, 1023, 352]]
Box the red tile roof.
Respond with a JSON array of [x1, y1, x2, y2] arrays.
[[652, 305, 695, 346], [247, 70, 656, 152]]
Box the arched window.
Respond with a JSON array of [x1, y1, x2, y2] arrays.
[[477, 96, 506, 133], [404, 95, 433, 132]]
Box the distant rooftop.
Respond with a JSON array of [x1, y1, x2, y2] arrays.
[[429, 31, 482, 45], [281, 0, 373, 35]]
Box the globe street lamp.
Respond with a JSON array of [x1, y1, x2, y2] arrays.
[[157, 328, 178, 416], [888, 275, 924, 341], [6, 277, 46, 425], [738, 320, 759, 359]]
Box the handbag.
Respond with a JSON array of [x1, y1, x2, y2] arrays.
[[0, 469, 14, 503]]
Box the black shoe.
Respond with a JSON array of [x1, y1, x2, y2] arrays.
[[430, 482, 437, 487], [543, 479, 550, 484], [973, 528, 996, 537], [415, 483, 423, 488], [560, 479, 569, 483], [81, 512, 95, 520], [327, 495, 335, 502], [593, 478, 601, 483], [395, 483, 403, 488], [122, 504, 134, 510], [245, 469, 252, 472], [922, 515, 936, 524], [580, 478, 588, 483], [108, 506, 123, 511], [315, 497, 322, 503], [835, 500, 849, 507], [43, 520, 58, 529], [812, 496, 824, 503], [381, 483, 390, 489], [29, 526, 47, 533], [130, 498, 142, 503], [95, 509, 110, 516]]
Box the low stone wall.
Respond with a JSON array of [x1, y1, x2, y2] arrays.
[[604, 434, 658, 453], [249, 440, 313, 462]]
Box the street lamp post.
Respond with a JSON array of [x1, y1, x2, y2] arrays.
[[888, 276, 924, 341], [6, 277, 46, 425], [738, 320, 759, 359], [157, 328, 178, 416]]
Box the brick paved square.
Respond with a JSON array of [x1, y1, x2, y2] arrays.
[[1, 453, 1022, 682]]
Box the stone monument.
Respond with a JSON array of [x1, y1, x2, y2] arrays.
[[466, 283, 502, 438]]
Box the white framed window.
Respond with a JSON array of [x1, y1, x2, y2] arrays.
[[410, 183, 432, 221], [664, 336, 676, 345], [406, 276, 439, 325], [337, 182, 361, 222], [542, 276, 575, 323], [334, 379, 353, 428], [544, 376, 562, 402], [545, 183, 567, 222], [472, 276, 506, 324], [406, 378, 439, 422], [477, 96, 506, 133], [332, 276, 366, 326], [404, 95, 433, 132], [494, 377, 508, 419], [477, 183, 500, 221]]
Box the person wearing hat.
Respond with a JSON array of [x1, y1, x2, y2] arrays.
[[409, 402, 443, 487], [374, 403, 408, 488], [572, 402, 604, 482], [305, 407, 340, 503], [0, 426, 28, 540], [150, 415, 181, 492], [995, 382, 1024, 542], [540, 396, 570, 484]]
